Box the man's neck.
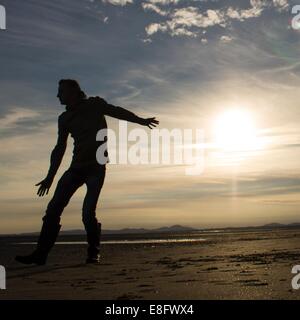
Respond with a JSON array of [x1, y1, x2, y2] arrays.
[[66, 98, 85, 111]]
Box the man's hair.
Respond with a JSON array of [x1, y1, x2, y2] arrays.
[[59, 79, 87, 99]]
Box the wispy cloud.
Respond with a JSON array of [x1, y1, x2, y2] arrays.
[[220, 35, 233, 42], [144, 0, 290, 38], [142, 2, 169, 16], [102, 0, 133, 5]]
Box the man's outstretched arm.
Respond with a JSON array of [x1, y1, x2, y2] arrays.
[[96, 97, 159, 129], [36, 116, 69, 197]]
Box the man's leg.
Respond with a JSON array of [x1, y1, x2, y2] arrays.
[[82, 165, 106, 263], [15, 169, 84, 265]]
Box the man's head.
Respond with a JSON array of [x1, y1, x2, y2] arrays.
[[57, 79, 86, 106]]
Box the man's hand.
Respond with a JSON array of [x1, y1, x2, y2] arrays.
[[35, 177, 53, 197], [140, 117, 159, 129]]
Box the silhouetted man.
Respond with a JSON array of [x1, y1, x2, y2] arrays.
[[15, 79, 159, 265]]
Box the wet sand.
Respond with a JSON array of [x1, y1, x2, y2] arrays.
[[1, 229, 300, 299]]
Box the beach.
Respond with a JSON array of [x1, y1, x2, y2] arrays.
[[1, 228, 300, 300]]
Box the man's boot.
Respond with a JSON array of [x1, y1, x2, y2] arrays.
[[86, 222, 101, 264], [15, 222, 61, 266]]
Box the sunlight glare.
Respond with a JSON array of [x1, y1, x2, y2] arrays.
[[213, 109, 261, 152]]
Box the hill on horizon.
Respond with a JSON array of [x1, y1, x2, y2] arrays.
[[2, 222, 300, 236]]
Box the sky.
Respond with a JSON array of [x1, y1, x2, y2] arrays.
[[1, 0, 300, 233]]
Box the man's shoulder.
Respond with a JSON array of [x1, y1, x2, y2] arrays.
[[87, 96, 108, 106], [58, 111, 68, 126], [58, 111, 67, 120]]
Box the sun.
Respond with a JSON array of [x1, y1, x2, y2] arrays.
[[213, 109, 260, 152]]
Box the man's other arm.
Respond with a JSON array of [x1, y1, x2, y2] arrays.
[[46, 116, 69, 179], [36, 116, 69, 196]]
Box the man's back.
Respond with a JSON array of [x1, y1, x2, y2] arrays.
[[59, 96, 108, 168]]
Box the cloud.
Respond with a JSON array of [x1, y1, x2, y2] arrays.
[[0, 107, 57, 139], [144, 0, 290, 38], [272, 0, 289, 12], [102, 0, 133, 5], [141, 38, 152, 43], [250, 0, 289, 11], [226, 6, 262, 21], [142, 2, 169, 16], [146, 7, 226, 37], [220, 35, 233, 42], [145, 22, 168, 35], [147, 0, 180, 4], [0, 108, 40, 128]]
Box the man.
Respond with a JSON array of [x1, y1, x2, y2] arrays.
[[15, 79, 159, 265]]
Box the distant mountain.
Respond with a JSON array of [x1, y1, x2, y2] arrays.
[[10, 225, 199, 236], [153, 224, 197, 233], [287, 222, 300, 227], [261, 222, 300, 229], [3, 222, 300, 237], [262, 223, 286, 228], [66, 225, 198, 235]]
